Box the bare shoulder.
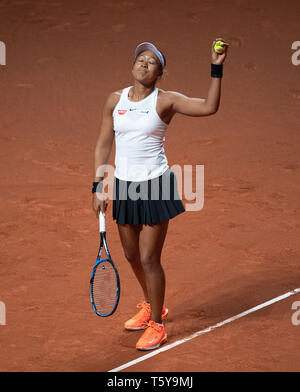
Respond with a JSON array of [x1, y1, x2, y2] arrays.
[[157, 88, 177, 100], [156, 89, 183, 123], [104, 89, 122, 114], [157, 89, 187, 104], [111, 89, 123, 98], [157, 89, 208, 117], [158, 89, 206, 106]]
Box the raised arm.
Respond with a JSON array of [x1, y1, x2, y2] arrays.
[[168, 37, 229, 117]]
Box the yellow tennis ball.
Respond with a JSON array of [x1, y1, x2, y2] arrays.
[[214, 40, 225, 54]]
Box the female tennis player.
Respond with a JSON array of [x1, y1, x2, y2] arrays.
[[92, 39, 229, 350]]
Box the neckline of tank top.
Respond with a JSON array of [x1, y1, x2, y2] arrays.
[[126, 86, 157, 104], [124, 86, 168, 127]]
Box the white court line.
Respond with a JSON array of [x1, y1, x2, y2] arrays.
[[108, 288, 300, 372]]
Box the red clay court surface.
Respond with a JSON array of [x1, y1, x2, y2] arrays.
[[0, 0, 300, 372]]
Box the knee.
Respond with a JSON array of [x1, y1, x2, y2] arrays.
[[123, 250, 139, 264], [140, 254, 161, 273]]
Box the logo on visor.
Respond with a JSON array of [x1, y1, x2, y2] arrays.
[[118, 110, 127, 115]]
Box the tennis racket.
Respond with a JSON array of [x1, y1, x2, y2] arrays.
[[89, 211, 120, 317]]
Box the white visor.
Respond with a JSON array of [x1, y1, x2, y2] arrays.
[[134, 42, 166, 69]]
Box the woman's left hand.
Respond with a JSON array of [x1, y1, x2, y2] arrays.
[[211, 37, 230, 65]]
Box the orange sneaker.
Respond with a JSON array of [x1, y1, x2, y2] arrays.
[[136, 320, 167, 350], [124, 301, 168, 331]]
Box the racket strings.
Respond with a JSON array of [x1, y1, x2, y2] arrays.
[[91, 261, 118, 315]]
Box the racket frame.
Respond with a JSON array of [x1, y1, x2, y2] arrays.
[[89, 213, 120, 317]]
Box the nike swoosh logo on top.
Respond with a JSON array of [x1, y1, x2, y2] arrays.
[[147, 338, 156, 344], [127, 109, 150, 114]]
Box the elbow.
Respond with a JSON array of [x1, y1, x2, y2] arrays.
[[95, 144, 111, 159], [208, 103, 220, 115], [95, 141, 106, 159], [205, 107, 218, 116], [202, 101, 219, 116], [94, 141, 102, 157], [95, 136, 113, 152]]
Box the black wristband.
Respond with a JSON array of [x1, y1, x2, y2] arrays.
[[211, 63, 223, 78], [92, 181, 103, 193]]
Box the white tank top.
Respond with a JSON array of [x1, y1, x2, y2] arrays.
[[112, 86, 169, 181]]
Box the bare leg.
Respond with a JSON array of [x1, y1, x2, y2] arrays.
[[117, 224, 149, 302], [139, 220, 169, 324]]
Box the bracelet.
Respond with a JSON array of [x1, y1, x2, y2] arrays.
[[92, 181, 103, 193], [211, 63, 223, 78]]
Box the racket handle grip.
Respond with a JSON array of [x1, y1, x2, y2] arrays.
[[99, 211, 106, 233]]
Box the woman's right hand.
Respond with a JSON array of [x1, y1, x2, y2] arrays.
[[211, 37, 229, 65], [92, 192, 108, 217]]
